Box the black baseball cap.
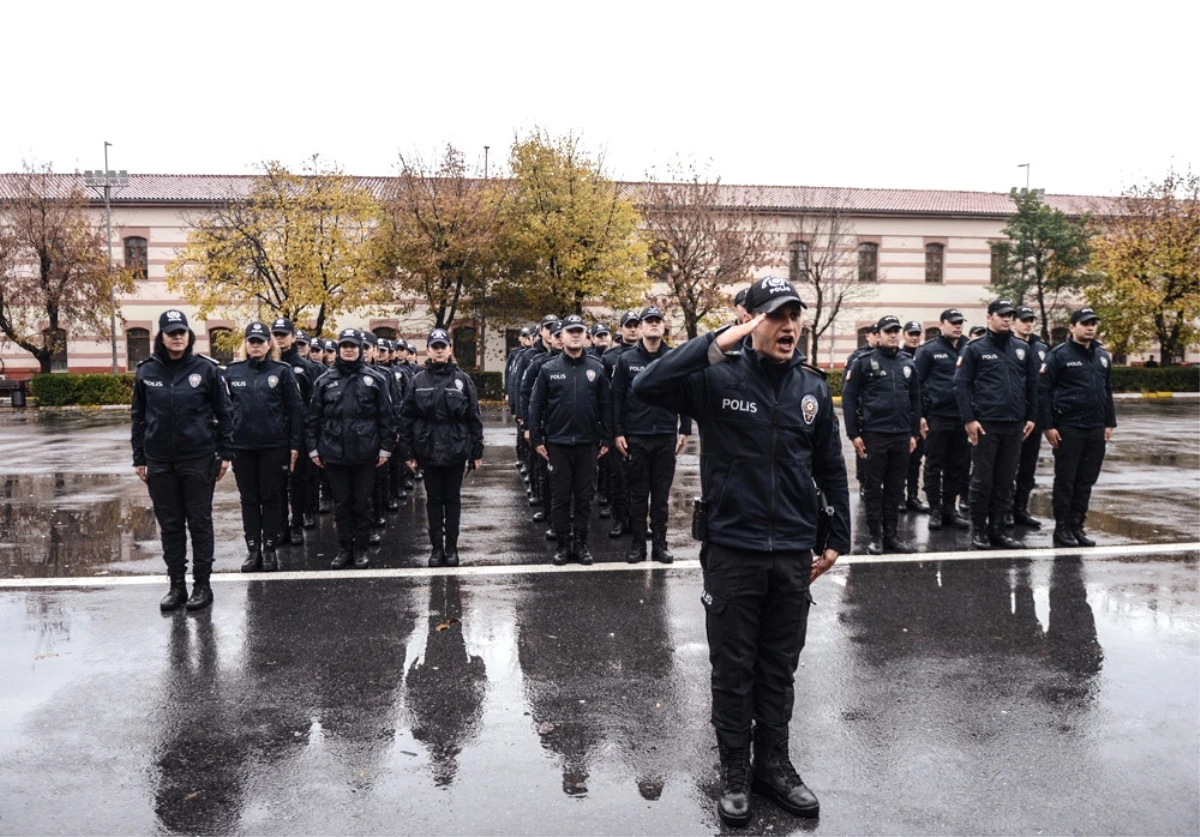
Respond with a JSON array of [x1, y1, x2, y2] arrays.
[[271, 317, 294, 335], [591, 323, 610, 337], [940, 308, 965, 323], [324, 339, 338, 352], [734, 288, 749, 308], [1015, 306, 1036, 321], [620, 310, 641, 327], [337, 328, 362, 347], [866, 323, 880, 335], [294, 329, 310, 344], [640, 305, 664, 321], [519, 326, 532, 338], [969, 325, 986, 337], [547, 319, 563, 335], [540, 315, 561, 330], [561, 314, 587, 332], [361, 330, 378, 346], [1070, 307, 1101, 325], [904, 321, 923, 334], [877, 315, 902, 331], [987, 299, 1016, 316], [745, 276, 806, 315], [158, 310, 189, 333], [428, 328, 450, 347], [245, 321, 270, 340]]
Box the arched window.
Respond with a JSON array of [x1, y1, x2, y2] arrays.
[[1050, 326, 1069, 346], [373, 326, 397, 341], [208, 327, 234, 365], [124, 237, 148, 280], [857, 243, 878, 283], [924, 326, 940, 343], [126, 327, 151, 367], [925, 243, 944, 283], [453, 326, 477, 370], [789, 241, 810, 283], [43, 328, 68, 373]]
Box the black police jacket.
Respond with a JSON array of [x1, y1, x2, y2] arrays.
[[841, 346, 921, 438], [224, 357, 305, 452], [305, 357, 397, 466], [611, 341, 693, 437], [399, 361, 485, 466], [367, 362, 404, 432], [1038, 339, 1117, 430], [633, 331, 851, 555], [505, 347, 529, 412], [280, 346, 322, 405], [602, 343, 631, 379], [953, 329, 1039, 425], [528, 351, 612, 448], [131, 338, 233, 466], [914, 334, 965, 424], [518, 345, 557, 425]]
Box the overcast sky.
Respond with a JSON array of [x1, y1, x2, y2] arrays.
[[4, 0, 1194, 197]]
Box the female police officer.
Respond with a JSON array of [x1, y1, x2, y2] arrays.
[[225, 321, 305, 573], [400, 328, 484, 568], [131, 310, 234, 612], [306, 328, 396, 570]]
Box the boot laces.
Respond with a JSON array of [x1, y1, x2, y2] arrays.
[[721, 748, 750, 792]]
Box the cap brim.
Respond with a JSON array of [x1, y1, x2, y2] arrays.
[[755, 294, 805, 315], [428, 341, 449, 348], [946, 316, 965, 324], [162, 326, 189, 334], [1077, 316, 1100, 324], [563, 326, 587, 332], [994, 307, 1015, 316]]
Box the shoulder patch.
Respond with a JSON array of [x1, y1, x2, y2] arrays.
[[801, 393, 819, 425]]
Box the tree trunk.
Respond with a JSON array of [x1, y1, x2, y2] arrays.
[[685, 309, 699, 340]]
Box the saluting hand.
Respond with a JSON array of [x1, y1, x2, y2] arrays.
[[715, 313, 766, 353]]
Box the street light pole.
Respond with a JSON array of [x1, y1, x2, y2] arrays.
[[1018, 163, 1030, 193], [83, 146, 129, 373], [484, 145, 490, 179]]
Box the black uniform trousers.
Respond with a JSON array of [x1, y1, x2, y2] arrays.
[[232, 447, 289, 545], [1052, 427, 1107, 526], [1013, 431, 1043, 513], [924, 424, 971, 513], [968, 421, 1023, 530], [547, 443, 598, 543], [863, 431, 911, 537], [423, 463, 466, 543], [325, 463, 376, 548], [627, 434, 676, 540], [146, 455, 220, 582], [289, 453, 310, 525], [609, 450, 630, 523], [372, 457, 390, 520], [701, 543, 813, 744], [388, 453, 405, 500], [907, 434, 925, 501]]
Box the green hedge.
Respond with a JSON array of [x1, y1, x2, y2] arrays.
[[472, 371, 505, 401], [30, 373, 136, 406], [826, 369, 843, 397], [1109, 365, 1199, 393]]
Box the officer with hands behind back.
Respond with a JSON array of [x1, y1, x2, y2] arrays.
[[634, 276, 850, 828], [841, 315, 921, 555]]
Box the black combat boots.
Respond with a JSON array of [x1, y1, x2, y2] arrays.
[[988, 528, 1023, 550], [867, 523, 884, 555], [575, 537, 594, 566], [260, 539, 279, 572], [289, 524, 305, 545], [1013, 507, 1042, 528], [928, 508, 944, 530], [944, 507, 971, 529], [651, 538, 674, 564], [552, 533, 571, 566], [160, 580, 188, 612], [1070, 524, 1096, 547], [352, 545, 370, 569], [717, 734, 752, 827], [240, 539, 261, 573], [429, 534, 446, 568], [185, 572, 213, 611], [444, 538, 460, 568], [626, 538, 647, 564], [751, 725, 820, 818], [1053, 523, 1079, 547], [331, 542, 354, 569], [883, 528, 916, 554]]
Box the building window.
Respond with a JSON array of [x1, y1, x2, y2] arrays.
[[124, 237, 148, 280], [505, 328, 522, 355], [857, 243, 878, 283], [856, 326, 872, 348], [924, 327, 940, 343], [788, 241, 810, 283], [453, 325, 477, 370], [126, 327, 150, 367], [373, 326, 397, 341], [208, 327, 234, 365], [1050, 326, 1068, 346], [990, 243, 1004, 284], [43, 328, 68, 373], [925, 243, 944, 284]]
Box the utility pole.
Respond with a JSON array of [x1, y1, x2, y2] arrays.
[[83, 144, 129, 373], [484, 145, 490, 179]]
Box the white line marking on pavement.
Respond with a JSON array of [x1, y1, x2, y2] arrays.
[[0, 542, 1196, 589]]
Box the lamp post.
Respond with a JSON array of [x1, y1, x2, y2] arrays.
[[1017, 162, 1030, 193], [83, 143, 129, 374]]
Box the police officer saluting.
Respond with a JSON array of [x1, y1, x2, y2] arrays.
[[954, 299, 1040, 550], [842, 315, 921, 554], [611, 305, 692, 563], [1039, 307, 1116, 547], [635, 276, 850, 827], [529, 314, 611, 566], [306, 328, 396, 570], [226, 322, 305, 572], [915, 309, 971, 530], [131, 310, 234, 612], [400, 328, 484, 567]]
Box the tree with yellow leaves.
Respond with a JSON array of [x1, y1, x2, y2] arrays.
[[494, 131, 649, 318], [167, 157, 386, 339], [1087, 170, 1200, 363]]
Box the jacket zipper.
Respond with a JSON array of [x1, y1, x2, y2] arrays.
[[768, 382, 780, 552]]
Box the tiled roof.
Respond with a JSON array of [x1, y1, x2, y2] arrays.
[[0, 172, 1119, 217]]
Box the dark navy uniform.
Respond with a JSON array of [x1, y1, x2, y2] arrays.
[[520, 332, 559, 521], [131, 311, 234, 611], [1039, 326, 1116, 545], [1012, 331, 1049, 524], [914, 332, 969, 525], [600, 339, 636, 532], [279, 342, 324, 540]]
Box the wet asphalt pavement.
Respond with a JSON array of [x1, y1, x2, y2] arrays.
[[0, 402, 1197, 835]]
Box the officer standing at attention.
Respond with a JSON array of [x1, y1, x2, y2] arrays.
[[1010, 306, 1049, 528], [900, 321, 930, 514], [634, 276, 849, 827], [272, 317, 322, 544], [306, 328, 396, 570], [842, 315, 921, 555], [521, 317, 563, 535], [225, 322, 304, 573], [400, 328, 485, 567], [132, 310, 234, 612], [601, 311, 641, 537], [611, 305, 692, 563], [844, 323, 879, 497], [914, 309, 971, 530], [954, 299, 1039, 550], [506, 327, 534, 472], [590, 323, 612, 356], [1039, 308, 1116, 547], [529, 314, 611, 566]]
